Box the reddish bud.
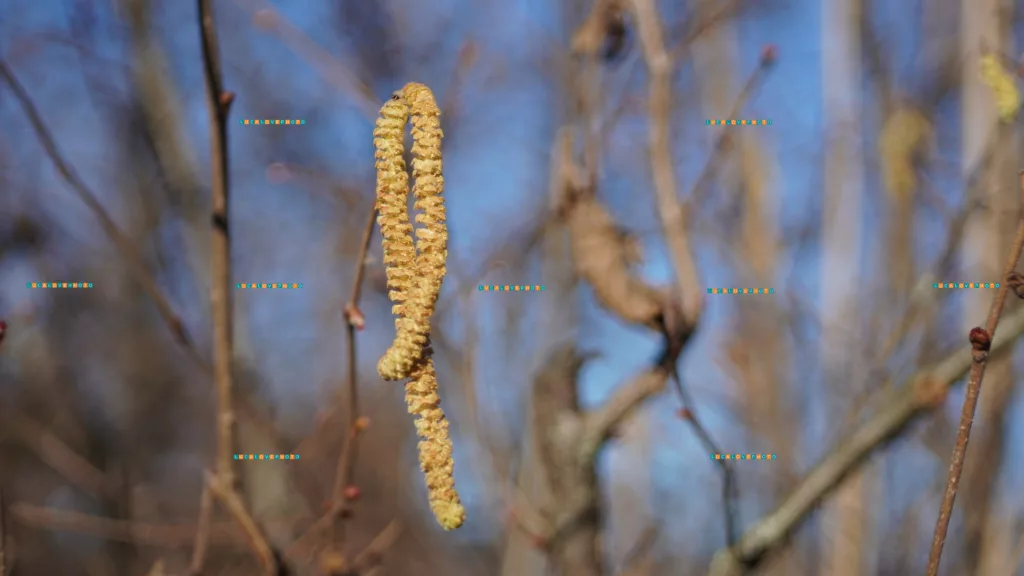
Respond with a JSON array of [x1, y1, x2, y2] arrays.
[[676, 407, 693, 420], [219, 91, 235, 108], [342, 485, 361, 501], [344, 304, 365, 330], [354, 416, 370, 431], [969, 327, 991, 352], [0, 319, 7, 346], [760, 44, 778, 66], [529, 534, 548, 549]]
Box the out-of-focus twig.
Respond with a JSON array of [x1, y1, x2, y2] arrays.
[[925, 171, 1024, 575], [628, 0, 702, 326], [0, 58, 206, 370], [205, 471, 277, 573], [11, 502, 244, 547], [188, 486, 214, 574], [708, 302, 1024, 575]]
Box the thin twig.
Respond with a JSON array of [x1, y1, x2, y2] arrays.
[[708, 302, 1024, 575], [188, 486, 214, 574], [11, 502, 244, 547], [289, 205, 377, 558], [205, 471, 277, 574], [0, 58, 206, 370], [925, 170, 1024, 575]]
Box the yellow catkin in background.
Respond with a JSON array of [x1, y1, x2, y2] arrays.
[[372, 83, 464, 530], [980, 54, 1021, 122], [878, 106, 932, 203]]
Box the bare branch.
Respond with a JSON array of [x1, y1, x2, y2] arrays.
[[925, 171, 1024, 575], [580, 369, 668, 463], [709, 302, 1024, 575]]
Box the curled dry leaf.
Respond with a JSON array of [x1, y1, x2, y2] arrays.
[[567, 195, 666, 329]]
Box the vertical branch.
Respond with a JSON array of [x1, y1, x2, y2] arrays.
[[198, 0, 238, 486], [925, 171, 1024, 575], [628, 0, 703, 325]]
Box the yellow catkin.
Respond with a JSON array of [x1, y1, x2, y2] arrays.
[[374, 84, 448, 382], [406, 351, 465, 530], [372, 83, 463, 529], [980, 54, 1021, 122], [878, 106, 932, 203]]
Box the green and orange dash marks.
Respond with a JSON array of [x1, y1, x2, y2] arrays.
[[712, 454, 776, 460], [933, 283, 999, 289], [236, 283, 303, 289], [239, 119, 306, 125], [707, 288, 774, 294], [234, 454, 300, 460], [28, 282, 93, 288], [478, 285, 546, 291], [706, 119, 772, 126]]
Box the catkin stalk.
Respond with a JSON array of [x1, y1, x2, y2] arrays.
[[372, 83, 464, 530]]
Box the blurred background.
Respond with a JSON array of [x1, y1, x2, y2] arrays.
[[1, 0, 1024, 574]]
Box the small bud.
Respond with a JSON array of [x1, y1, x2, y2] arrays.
[[354, 416, 371, 431], [969, 327, 991, 352], [760, 44, 778, 66], [219, 91, 235, 108], [344, 304, 365, 330], [0, 319, 7, 346], [676, 407, 693, 420], [343, 485, 361, 501]]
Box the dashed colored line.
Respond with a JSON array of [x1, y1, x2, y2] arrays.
[[236, 283, 304, 289], [707, 288, 774, 294], [933, 283, 999, 288], [706, 119, 772, 126], [234, 454, 301, 460], [27, 282, 94, 288], [711, 454, 776, 460], [239, 119, 306, 125], [478, 285, 546, 291]]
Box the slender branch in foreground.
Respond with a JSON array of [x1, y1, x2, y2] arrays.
[[195, 1, 278, 574], [925, 170, 1024, 575], [708, 303, 1024, 576], [0, 58, 206, 370]]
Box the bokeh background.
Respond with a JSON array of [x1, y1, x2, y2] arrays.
[[1, 0, 1024, 574]]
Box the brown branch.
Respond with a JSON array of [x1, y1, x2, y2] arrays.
[[580, 369, 669, 463], [925, 170, 1024, 575], [708, 302, 1024, 576], [0, 57, 206, 370], [628, 0, 703, 326], [11, 416, 113, 500], [188, 486, 214, 575], [205, 471, 277, 574], [11, 502, 244, 547], [350, 520, 403, 571]]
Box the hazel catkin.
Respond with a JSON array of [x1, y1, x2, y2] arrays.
[[372, 83, 463, 530]]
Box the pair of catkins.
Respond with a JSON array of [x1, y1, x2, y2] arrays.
[[373, 83, 464, 530]]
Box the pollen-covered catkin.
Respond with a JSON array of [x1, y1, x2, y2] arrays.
[[374, 84, 448, 382], [406, 350, 465, 530], [372, 83, 463, 529]]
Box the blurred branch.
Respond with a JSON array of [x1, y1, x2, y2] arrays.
[[580, 369, 669, 463], [925, 171, 1024, 575], [231, 0, 379, 119], [204, 471, 277, 573], [629, 0, 703, 326], [11, 502, 244, 547], [0, 57, 206, 369], [10, 416, 112, 500], [708, 302, 1024, 575]]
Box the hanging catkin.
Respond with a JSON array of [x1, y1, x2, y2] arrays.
[[372, 82, 464, 530]]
